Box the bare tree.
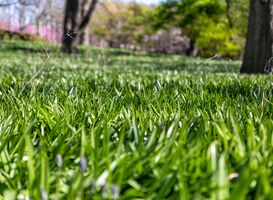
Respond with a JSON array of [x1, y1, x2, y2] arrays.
[[18, 0, 26, 31], [62, 0, 98, 53], [0, 0, 18, 7], [0, 0, 41, 31], [241, 0, 273, 73], [0, 0, 36, 7]]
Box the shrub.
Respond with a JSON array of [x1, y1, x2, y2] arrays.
[[0, 29, 44, 42], [197, 22, 242, 58]]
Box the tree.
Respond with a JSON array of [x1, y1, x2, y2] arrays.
[[89, 0, 154, 49], [152, 0, 247, 57], [62, 0, 98, 53], [0, 0, 44, 32], [79, 1, 90, 45], [241, 0, 273, 74], [0, 0, 19, 7], [0, 0, 37, 7]]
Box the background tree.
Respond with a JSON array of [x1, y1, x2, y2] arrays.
[[89, 0, 154, 49], [0, 0, 19, 7], [62, 0, 98, 53], [241, 0, 273, 73], [79, 1, 90, 45], [152, 0, 248, 58]]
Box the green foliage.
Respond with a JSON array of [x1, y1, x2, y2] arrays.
[[153, 0, 249, 57], [226, 0, 249, 36], [197, 21, 241, 57], [90, 1, 154, 48], [1, 41, 273, 199], [153, 0, 225, 35]]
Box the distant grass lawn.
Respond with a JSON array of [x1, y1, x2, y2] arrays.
[[0, 40, 273, 199]]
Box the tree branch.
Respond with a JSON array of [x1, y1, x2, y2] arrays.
[[0, 0, 18, 7], [0, 0, 37, 7], [78, 0, 98, 30]]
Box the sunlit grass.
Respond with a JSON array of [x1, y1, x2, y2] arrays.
[[0, 41, 272, 199]]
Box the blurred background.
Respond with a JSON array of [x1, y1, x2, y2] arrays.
[[0, 0, 248, 58]]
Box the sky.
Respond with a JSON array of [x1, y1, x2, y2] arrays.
[[122, 0, 163, 5]]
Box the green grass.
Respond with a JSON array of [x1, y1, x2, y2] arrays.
[[0, 40, 273, 199]]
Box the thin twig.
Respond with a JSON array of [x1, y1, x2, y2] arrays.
[[18, 53, 50, 96], [18, 29, 77, 97], [193, 54, 219, 71]]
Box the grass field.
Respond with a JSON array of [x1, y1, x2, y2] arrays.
[[0, 40, 273, 199]]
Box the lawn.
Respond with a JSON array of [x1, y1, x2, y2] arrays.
[[0, 40, 273, 199]]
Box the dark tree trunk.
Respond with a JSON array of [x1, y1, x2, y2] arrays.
[[186, 39, 198, 57], [241, 0, 273, 74], [225, 0, 233, 28], [62, 0, 79, 53], [62, 36, 77, 53], [62, 0, 98, 53]]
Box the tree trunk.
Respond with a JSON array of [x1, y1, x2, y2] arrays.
[[62, 0, 79, 53], [79, 28, 89, 45], [225, 0, 233, 28], [62, 36, 77, 53], [186, 39, 198, 57], [36, 20, 40, 36], [62, 0, 98, 53], [19, 2, 25, 32], [79, 1, 90, 45], [241, 0, 273, 74]]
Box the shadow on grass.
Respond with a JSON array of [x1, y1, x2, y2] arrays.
[[0, 40, 58, 54], [108, 57, 240, 73], [0, 40, 241, 73]]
